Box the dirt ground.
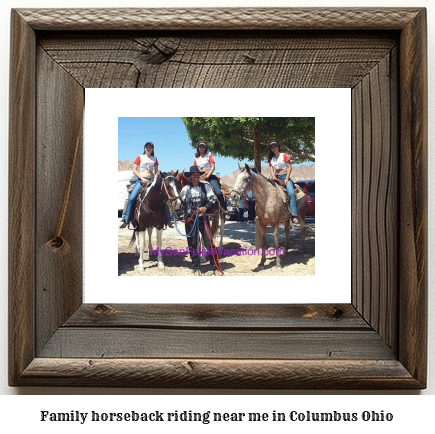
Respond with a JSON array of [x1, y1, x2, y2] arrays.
[[118, 218, 315, 276]]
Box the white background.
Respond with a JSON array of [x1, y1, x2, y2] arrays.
[[0, 0, 434, 422], [85, 88, 351, 304]]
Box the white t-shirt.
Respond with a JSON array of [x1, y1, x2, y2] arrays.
[[193, 152, 215, 170], [134, 154, 159, 173], [269, 153, 291, 171]]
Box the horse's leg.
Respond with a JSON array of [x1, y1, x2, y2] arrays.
[[138, 230, 145, 270], [219, 213, 225, 248], [134, 230, 139, 257], [298, 199, 307, 255], [147, 227, 153, 259], [283, 219, 290, 253], [299, 213, 306, 255], [156, 228, 164, 269], [199, 233, 207, 264], [257, 221, 267, 269], [272, 223, 282, 269]]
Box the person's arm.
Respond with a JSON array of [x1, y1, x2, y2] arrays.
[[204, 154, 216, 179], [269, 161, 277, 180], [284, 154, 292, 184], [204, 162, 215, 179], [180, 186, 187, 203], [203, 184, 217, 213], [153, 157, 159, 175], [132, 162, 143, 180]]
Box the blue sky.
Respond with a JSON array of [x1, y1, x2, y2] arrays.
[[118, 117, 312, 176]]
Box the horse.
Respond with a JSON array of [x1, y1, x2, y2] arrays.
[[173, 169, 227, 248], [230, 163, 306, 270], [130, 171, 182, 270]]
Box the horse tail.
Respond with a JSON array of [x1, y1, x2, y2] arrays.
[[128, 230, 136, 248]]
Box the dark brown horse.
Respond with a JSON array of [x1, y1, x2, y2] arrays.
[[131, 172, 181, 270]]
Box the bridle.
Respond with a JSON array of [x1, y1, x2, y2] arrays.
[[231, 171, 253, 201], [162, 175, 181, 208]]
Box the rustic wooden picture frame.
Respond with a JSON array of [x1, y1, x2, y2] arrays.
[[9, 8, 427, 389]]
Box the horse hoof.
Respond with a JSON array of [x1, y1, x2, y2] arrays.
[[253, 265, 265, 272], [158, 262, 165, 269]]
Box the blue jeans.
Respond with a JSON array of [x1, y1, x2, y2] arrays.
[[122, 181, 142, 223], [208, 177, 221, 196], [207, 177, 226, 210], [277, 174, 298, 217]]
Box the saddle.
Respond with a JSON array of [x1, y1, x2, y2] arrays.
[[271, 178, 305, 203], [271, 178, 289, 203], [138, 173, 157, 196], [199, 176, 230, 198]]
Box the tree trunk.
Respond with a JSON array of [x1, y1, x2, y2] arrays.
[[254, 129, 261, 171]]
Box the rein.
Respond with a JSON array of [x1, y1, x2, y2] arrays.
[[162, 175, 181, 204], [135, 181, 166, 228], [172, 209, 200, 238], [232, 171, 254, 202], [202, 215, 223, 274]]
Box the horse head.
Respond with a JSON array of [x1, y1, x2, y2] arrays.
[[230, 163, 252, 207], [173, 169, 190, 188], [161, 172, 182, 211]]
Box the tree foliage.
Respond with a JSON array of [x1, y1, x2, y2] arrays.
[[182, 117, 315, 164]]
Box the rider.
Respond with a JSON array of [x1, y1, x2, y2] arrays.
[[180, 166, 222, 276], [119, 142, 173, 229], [192, 141, 227, 212], [268, 140, 298, 223]]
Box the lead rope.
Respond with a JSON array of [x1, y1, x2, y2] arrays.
[[202, 215, 223, 274], [45, 132, 81, 255], [172, 209, 200, 238]]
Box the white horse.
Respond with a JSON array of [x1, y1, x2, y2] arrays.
[[230, 164, 306, 269]]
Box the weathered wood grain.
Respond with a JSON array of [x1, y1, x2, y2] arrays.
[[16, 8, 422, 31], [8, 8, 427, 389], [39, 329, 395, 360], [351, 51, 398, 352], [398, 8, 428, 386], [17, 358, 420, 389], [38, 33, 397, 88], [35, 47, 84, 353], [8, 10, 36, 387], [65, 304, 369, 329]]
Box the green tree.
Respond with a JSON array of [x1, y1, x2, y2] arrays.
[[182, 117, 315, 170]]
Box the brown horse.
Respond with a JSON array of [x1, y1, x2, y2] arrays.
[[131, 172, 182, 270], [230, 164, 306, 269]]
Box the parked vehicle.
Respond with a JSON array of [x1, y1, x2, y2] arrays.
[[118, 170, 137, 215], [225, 200, 238, 221], [295, 179, 315, 217]]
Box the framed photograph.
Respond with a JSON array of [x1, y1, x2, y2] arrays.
[[86, 88, 349, 304], [9, 8, 427, 388]]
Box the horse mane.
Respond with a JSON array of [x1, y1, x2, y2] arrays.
[[250, 168, 274, 185], [141, 172, 162, 197]]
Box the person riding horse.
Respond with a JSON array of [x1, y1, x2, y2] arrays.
[[192, 141, 227, 213], [268, 140, 298, 223], [120, 142, 173, 229], [180, 166, 223, 277]]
